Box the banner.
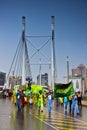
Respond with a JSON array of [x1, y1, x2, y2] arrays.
[[54, 81, 75, 98]]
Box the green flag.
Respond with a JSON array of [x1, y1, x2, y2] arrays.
[[54, 81, 75, 98], [31, 84, 43, 94]]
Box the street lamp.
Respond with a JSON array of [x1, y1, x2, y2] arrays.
[[39, 59, 41, 85], [78, 65, 84, 95], [66, 56, 69, 83], [80, 68, 84, 94]]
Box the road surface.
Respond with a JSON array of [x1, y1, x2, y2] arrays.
[[0, 98, 87, 130]]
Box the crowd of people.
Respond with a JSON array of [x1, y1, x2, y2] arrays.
[[59, 91, 82, 116], [11, 87, 53, 116], [11, 84, 82, 117]]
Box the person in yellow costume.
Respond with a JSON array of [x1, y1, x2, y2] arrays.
[[11, 89, 17, 105], [59, 97, 63, 104], [37, 90, 44, 112]]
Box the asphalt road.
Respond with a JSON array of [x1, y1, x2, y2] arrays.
[[0, 98, 87, 130], [0, 98, 55, 130]]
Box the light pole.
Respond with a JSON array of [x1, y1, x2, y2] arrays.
[[78, 66, 84, 95], [80, 68, 84, 95], [22, 16, 26, 85], [51, 16, 56, 90], [66, 56, 69, 83], [39, 59, 41, 85]]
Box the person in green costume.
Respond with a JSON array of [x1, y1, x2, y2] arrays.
[[37, 90, 44, 112]]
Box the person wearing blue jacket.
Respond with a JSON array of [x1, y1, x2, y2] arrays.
[[47, 91, 52, 116], [71, 95, 79, 116], [16, 89, 21, 110]]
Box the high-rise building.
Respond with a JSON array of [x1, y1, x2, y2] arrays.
[[0, 72, 6, 86], [72, 64, 87, 93], [41, 73, 48, 86], [37, 73, 48, 86], [37, 75, 40, 85], [9, 76, 22, 89]]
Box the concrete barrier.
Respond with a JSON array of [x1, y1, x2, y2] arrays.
[[82, 100, 87, 106]]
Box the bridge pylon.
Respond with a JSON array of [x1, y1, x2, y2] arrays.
[[6, 16, 56, 90]]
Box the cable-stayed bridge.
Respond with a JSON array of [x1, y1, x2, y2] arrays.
[[6, 16, 57, 89]]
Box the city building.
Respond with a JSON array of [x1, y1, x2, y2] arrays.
[[0, 72, 6, 86], [72, 64, 87, 93], [41, 73, 48, 86], [64, 64, 87, 95], [9, 76, 22, 89], [37, 75, 40, 85], [37, 73, 48, 86]]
